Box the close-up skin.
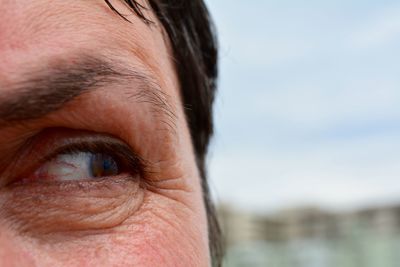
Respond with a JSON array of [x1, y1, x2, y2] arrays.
[[0, 0, 221, 266]]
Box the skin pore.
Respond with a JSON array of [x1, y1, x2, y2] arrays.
[[0, 0, 210, 266]]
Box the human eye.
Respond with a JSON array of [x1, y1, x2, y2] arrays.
[[32, 152, 120, 182], [2, 127, 147, 187], [20, 137, 145, 184], [0, 129, 147, 236]]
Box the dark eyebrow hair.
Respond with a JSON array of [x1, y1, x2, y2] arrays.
[[0, 55, 177, 133]]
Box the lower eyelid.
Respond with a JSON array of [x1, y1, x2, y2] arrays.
[[0, 176, 144, 237]]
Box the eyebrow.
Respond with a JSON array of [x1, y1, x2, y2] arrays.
[[0, 55, 177, 133]]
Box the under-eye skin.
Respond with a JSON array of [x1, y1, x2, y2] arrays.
[[0, 129, 148, 238]]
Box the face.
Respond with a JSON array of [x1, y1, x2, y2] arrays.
[[0, 0, 210, 266]]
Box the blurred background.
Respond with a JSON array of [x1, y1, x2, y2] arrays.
[[204, 0, 400, 266]]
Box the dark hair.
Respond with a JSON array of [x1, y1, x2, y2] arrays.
[[105, 1, 222, 265]]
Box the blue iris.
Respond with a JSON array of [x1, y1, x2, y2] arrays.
[[89, 153, 119, 178]]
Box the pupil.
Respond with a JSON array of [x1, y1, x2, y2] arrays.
[[103, 160, 111, 170], [90, 153, 119, 177]]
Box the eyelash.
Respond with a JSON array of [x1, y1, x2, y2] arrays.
[[44, 142, 145, 178], [12, 136, 148, 186]]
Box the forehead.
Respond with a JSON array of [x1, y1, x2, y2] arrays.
[[0, 0, 174, 89]]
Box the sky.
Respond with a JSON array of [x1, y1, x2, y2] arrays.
[[205, 0, 400, 213]]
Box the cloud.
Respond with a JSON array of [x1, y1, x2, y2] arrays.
[[349, 6, 400, 48], [209, 132, 400, 213]]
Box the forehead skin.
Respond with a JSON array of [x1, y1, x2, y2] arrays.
[[0, 0, 209, 266], [0, 0, 172, 86]]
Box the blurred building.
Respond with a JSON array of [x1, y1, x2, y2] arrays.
[[218, 204, 400, 267]]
